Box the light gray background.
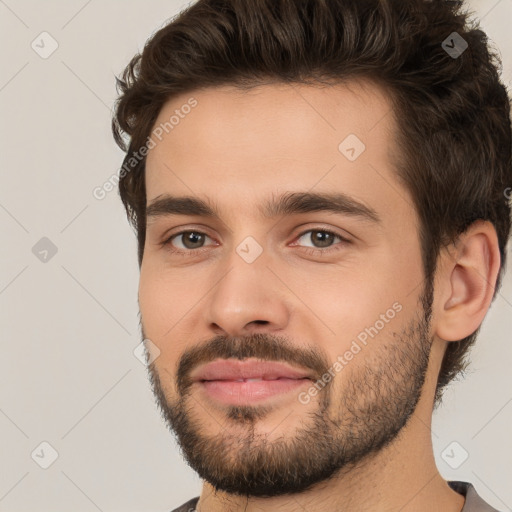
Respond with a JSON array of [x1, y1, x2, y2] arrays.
[[0, 1, 511, 511]]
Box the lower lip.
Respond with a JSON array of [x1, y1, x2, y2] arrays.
[[198, 378, 311, 405]]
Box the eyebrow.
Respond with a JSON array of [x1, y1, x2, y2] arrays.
[[146, 191, 380, 224]]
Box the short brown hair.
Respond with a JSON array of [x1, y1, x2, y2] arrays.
[[111, 0, 512, 405]]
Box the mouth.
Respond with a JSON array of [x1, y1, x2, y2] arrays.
[[197, 377, 312, 404], [190, 359, 314, 405]]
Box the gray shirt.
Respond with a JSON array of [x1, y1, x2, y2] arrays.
[[170, 481, 501, 511]]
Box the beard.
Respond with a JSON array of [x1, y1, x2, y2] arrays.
[[143, 281, 434, 498]]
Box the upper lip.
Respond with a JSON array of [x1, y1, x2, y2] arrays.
[[191, 359, 314, 382]]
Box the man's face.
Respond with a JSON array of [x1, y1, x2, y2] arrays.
[[139, 81, 433, 496]]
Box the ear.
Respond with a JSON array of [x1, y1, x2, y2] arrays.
[[434, 220, 501, 342]]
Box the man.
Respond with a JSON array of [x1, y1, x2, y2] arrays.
[[111, 0, 511, 510]]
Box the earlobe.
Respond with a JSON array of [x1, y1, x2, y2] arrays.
[[435, 221, 501, 342]]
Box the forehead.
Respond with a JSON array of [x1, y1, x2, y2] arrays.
[[144, 80, 411, 225]]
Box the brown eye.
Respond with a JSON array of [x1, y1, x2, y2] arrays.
[[308, 230, 336, 248], [296, 229, 345, 249], [163, 230, 213, 252], [293, 228, 351, 257], [178, 232, 206, 249]]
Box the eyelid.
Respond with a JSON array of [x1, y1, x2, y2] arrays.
[[159, 224, 216, 246]]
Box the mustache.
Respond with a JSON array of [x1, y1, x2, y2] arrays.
[[176, 332, 330, 395]]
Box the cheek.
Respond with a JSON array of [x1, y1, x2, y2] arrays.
[[139, 263, 195, 329], [295, 250, 420, 358], [138, 266, 192, 374], [298, 272, 388, 354]]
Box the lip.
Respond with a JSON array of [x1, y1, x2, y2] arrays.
[[190, 358, 314, 405], [190, 358, 314, 382], [200, 378, 311, 405]]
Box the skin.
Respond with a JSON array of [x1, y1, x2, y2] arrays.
[[139, 79, 500, 511]]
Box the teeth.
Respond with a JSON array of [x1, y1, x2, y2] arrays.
[[233, 378, 263, 382]]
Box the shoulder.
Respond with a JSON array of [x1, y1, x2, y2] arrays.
[[449, 481, 502, 512], [169, 496, 200, 512]]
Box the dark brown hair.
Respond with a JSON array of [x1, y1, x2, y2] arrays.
[[111, 0, 512, 405]]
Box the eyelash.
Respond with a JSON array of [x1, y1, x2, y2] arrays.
[[160, 228, 350, 257]]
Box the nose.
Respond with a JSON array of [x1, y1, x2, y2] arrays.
[[204, 252, 291, 338]]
